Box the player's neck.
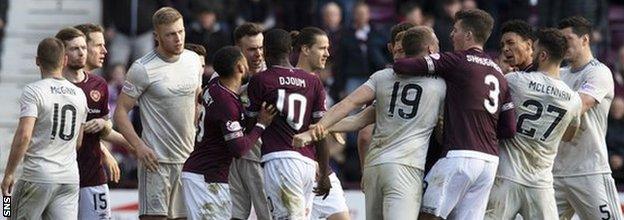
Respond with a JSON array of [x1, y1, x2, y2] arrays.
[[462, 43, 483, 51], [570, 50, 594, 70], [266, 57, 293, 69], [538, 63, 561, 79], [41, 69, 63, 79], [219, 77, 241, 95], [296, 58, 315, 73], [62, 68, 86, 83], [84, 65, 96, 72], [156, 47, 180, 62]]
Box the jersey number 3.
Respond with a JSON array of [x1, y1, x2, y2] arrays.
[[277, 89, 308, 130], [484, 74, 500, 114]]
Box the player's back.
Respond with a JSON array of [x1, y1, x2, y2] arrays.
[[183, 81, 243, 182], [554, 59, 614, 176], [364, 68, 446, 169], [498, 71, 582, 187], [20, 78, 88, 184], [246, 66, 326, 162]]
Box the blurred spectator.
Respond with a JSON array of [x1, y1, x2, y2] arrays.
[[433, 0, 461, 52], [538, 0, 610, 59], [103, 0, 168, 67], [235, 0, 276, 30], [106, 64, 126, 116], [613, 45, 624, 98], [185, 1, 231, 76], [322, 2, 343, 56], [0, 0, 7, 70], [608, 97, 624, 183], [280, 0, 316, 30], [332, 2, 390, 100], [400, 2, 425, 25], [462, 0, 478, 10]]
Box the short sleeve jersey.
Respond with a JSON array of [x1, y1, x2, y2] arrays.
[[498, 71, 582, 187], [122, 49, 202, 163], [362, 68, 446, 169], [553, 59, 615, 176], [246, 66, 327, 161], [19, 78, 88, 184]]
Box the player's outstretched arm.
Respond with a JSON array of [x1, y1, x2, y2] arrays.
[[393, 57, 431, 76], [314, 139, 331, 199], [2, 117, 35, 196], [102, 130, 135, 155], [329, 105, 375, 133], [226, 102, 277, 158], [113, 93, 158, 172], [316, 85, 375, 131], [100, 143, 120, 183]]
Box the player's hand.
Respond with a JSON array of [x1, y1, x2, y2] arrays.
[[1, 174, 14, 196], [258, 102, 278, 127], [102, 149, 121, 183], [84, 118, 108, 133], [136, 144, 159, 172], [314, 175, 331, 199], [293, 131, 313, 148], [309, 124, 327, 141], [330, 132, 346, 145]]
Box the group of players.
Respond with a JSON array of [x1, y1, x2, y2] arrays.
[[0, 4, 620, 220]]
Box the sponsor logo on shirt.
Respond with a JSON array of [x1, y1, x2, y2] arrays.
[[226, 121, 242, 132]]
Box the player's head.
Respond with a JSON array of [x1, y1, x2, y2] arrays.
[[55, 27, 87, 71], [532, 28, 568, 67], [74, 23, 107, 70], [213, 46, 248, 80], [402, 26, 440, 58], [234, 23, 264, 74], [263, 29, 292, 66], [152, 7, 185, 56], [292, 27, 330, 71], [389, 22, 416, 59], [451, 9, 494, 51], [36, 37, 66, 76], [500, 20, 535, 69], [557, 16, 593, 62], [185, 43, 207, 70]]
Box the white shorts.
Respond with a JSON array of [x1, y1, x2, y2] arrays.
[[138, 163, 186, 218], [361, 163, 423, 220], [229, 158, 270, 220], [555, 173, 623, 220], [11, 180, 79, 220], [263, 155, 317, 220], [79, 184, 112, 220], [421, 150, 498, 220], [181, 172, 231, 220], [311, 172, 349, 219], [485, 178, 557, 220]]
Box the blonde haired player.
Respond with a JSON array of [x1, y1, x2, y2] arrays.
[[113, 7, 202, 220], [1, 37, 88, 219]]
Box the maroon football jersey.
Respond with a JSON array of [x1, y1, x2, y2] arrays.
[[74, 72, 110, 187], [394, 48, 515, 156], [183, 81, 264, 183], [246, 66, 327, 160]]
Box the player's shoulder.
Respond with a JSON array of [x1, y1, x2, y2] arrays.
[[586, 59, 612, 75], [136, 50, 159, 66], [86, 72, 108, 86], [371, 67, 394, 78]]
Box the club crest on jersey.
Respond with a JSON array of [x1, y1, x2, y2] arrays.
[[90, 90, 101, 102], [226, 121, 242, 132]]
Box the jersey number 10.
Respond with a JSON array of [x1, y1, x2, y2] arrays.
[[277, 89, 308, 130], [50, 103, 77, 141]]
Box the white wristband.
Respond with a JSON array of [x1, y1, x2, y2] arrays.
[[255, 123, 266, 130]]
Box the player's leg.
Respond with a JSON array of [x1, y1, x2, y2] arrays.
[[138, 162, 168, 220], [78, 184, 112, 220], [485, 178, 521, 220], [229, 159, 252, 219], [263, 158, 315, 219], [447, 158, 496, 220], [311, 172, 350, 220], [420, 157, 471, 219], [565, 174, 623, 220], [43, 183, 79, 220], [241, 159, 272, 220], [10, 180, 54, 219], [361, 165, 383, 220], [181, 172, 231, 219], [167, 163, 187, 219], [381, 164, 422, 220], [553, 177, 575, 220], [518, 186, 558, 220]]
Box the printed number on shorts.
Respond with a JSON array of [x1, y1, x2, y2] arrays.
[[277, 89, 308, 130], [93, 193, 107, 210], [516, 99, 567, 141], [50, 103, 77, 141], [600, 204, 611, 220], [484, 74, 500, 114], [388, 82, 423, 119], [267, 196, 275, 212]]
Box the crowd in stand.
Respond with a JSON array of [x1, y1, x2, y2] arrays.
[[97, 0, 624, 188]]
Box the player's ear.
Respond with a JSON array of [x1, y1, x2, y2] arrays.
[[387, 42, 393, 54]]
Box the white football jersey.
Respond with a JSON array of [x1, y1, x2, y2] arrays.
[[122, 49, 203, 163], [362, 68, 446, 169], [19, 78, 88, 184], [553, 59, 614, 176], [497, 71, 582, 188]]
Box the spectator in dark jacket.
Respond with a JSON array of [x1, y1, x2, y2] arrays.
[[185, 1, 231, 75]]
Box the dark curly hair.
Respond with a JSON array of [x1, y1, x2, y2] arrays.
[[501, 20, 535, 41]]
